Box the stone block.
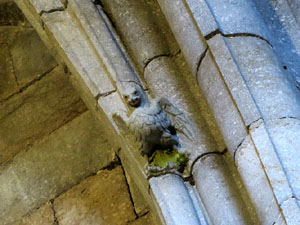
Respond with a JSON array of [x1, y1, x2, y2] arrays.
[[53, 166, 136, 225], [204, 0, 269, 39], [0, 66, 87, 166], [157, 0, 206, 75], [101, 0, 171, 71], [185, 0, 218, 37], [42, 11, 115, 97], [0, 111, 117, 224], [10, 29, 57, 87], [67, 0, 140, 86], [280, 197, 300, 225], [267, 118, 300, 201], [235, 136, 282, 225], [249, 119, 292, 204], [0, 43, 18, 101], [197, 50, 247, 153], [28, 0, 64, 14], [226, 36, 300, 122], [144, 56, 218, 160], [128, 213, 155, 225], [208, 34, 260, 126], [149, 174, 201, 225], [12, 202, 54, 225], [0, 1, 27, 26], [193, 154, 253, 225]]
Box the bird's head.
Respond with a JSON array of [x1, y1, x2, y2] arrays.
[[123, 86, 144, 108]]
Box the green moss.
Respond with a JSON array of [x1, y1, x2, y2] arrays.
[[148, 149, 188, 172]]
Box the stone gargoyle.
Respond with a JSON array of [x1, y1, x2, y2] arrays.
[[112, 84, 193, 160]]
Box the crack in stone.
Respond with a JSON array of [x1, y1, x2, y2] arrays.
[[50, 199, 59, 225], [196, 47, 209, 74], [7, 43, 19, 88], [0, 65, 58, 104], [116, 153, 139, 219], [95, 89, 117, 101], [143, 50, 181, 74], [279, 195, 299, 206], [205, 29, 272, 47], [39, 7, 65, 16], [233, 137, 247, 164]]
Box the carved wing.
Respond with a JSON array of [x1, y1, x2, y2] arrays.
[[158, 97, 194, 141]]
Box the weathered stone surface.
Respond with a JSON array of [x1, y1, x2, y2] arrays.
[[197, 50, 247, 153], [249, 119, 292, 204], [207, 34, 260, 126], [267, 118, 300, 201], [157, 0, 206, 75], [0, 66, 87, 166], [0, 111, 117, 224], [235, 136, 282, 225], [53, 166, 136, 225], [128, 213, 155, 225], [226, 37, 300, 122], [150, 174, 201, 225], [12, 203, 54, 225], [144, 56, 217, 160], [204, 0, 269, 39], [0, 43, 18, 100], [193, 154, 254, 225], [252, 0, 300, 85], [0, 1, 27, 26], [28, 0, 64, 15], [280, 197, 300, 225], [101, 0, 171, 71], [10, 29, 57, 87], [185, 0, 218, 37], [67, 0, 140, 86], [288, 0, 300, 26], [123, 169, 149, 216], [42, 11, 115, 97]]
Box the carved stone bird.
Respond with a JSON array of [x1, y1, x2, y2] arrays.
[[113, 85, 192, 157]]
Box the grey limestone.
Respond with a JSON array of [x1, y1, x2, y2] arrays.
[[207, 34, 261, 126], [28, 0, 64, 14], [235, 135, 283, 225], [226, 36, 300, 122], [157, 0, 206, 75], [185, 0, 218, 37], [193, 154, 253, 225], [204, 0, 269, 39], [42, 11, 115, 97], [197, 50, 247, 154], [67, 0, 141, 88], [249, 119, 293, 205], [280, 197, 300, 225], [0, 111, 117, 224], [287, 0, 300, 26], [144, 56, 217, 160], [149, 174, 201, 225], [100, 0, 171, 71], [267, 118, 300, 201]]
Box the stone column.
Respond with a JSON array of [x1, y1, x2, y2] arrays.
[[157, 0, 300, 224]]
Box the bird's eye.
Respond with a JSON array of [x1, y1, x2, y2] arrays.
[[124, 95, 128, 99], [134, 91, 138, 95]]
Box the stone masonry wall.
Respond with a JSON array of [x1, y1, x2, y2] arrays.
[[0, 2, 156, 224]]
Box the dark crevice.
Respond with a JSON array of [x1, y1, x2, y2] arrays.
[[50, 199, 59, 225], [126, 211, 150, 224], [233, 137, 246, 165], [95, 89, 117, 101], [246, 117, 262, 131], [116, 153, 139, 219], [143, 50, 181, 73], [205, 29, 272, 47], [7, 43, 19, 87], [39, 7, 65, 16], [196, 47, 209, 74], [0, 64, 58, 104]]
